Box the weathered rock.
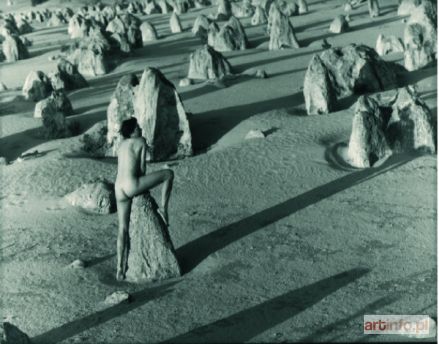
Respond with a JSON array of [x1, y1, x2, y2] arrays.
[[170, 12, 183, 33], [104, 291, 130, 305], [134, 67, 193, 161], [297, 0, 308, 14], [2, 34, 29, 62], [192, 14, 210, 42], [277, 0, 298, 16], [251, 6, 267, 25], [207, 21, 220, 47], [64, 180, 116, 214], [387, 87, 435, 153], [375, 34, 404, 56], [217, 0, 232, 20], [47, 12, 66, 27], [19, 36, 32, 47], [187, 44, 232, 80], [170, 0, 189, 14], [81, 120, 109, 156], [140, 21, 158, 42], [0, 322, 31, 344], [16, 17, 33, 34], [22, 71, 52, 102], [225, 16, 248, 48], [145, 1, 160, 14], [57, 59, 88, 90], [48, 71, 65, 90], [245, 129, 265, 139], [107, 74, 139, 155], [318, 44, 398, 97], [125, 193, 181, 283], [40, 102, 69, 138], [347, 95, 391, 168], [68, 14, 88, 38], [70, 48, 108, 77], [397, 0, 421, 16], [231, 0, 254, 18], [0, 157, 8, 165], [303, 54, 337, 115], [268, 4, 300, 50], [403, 3, 437, 71], [367, 0, 380, 17], [34, 90, 73, 118], [329, 15, 349, 33]]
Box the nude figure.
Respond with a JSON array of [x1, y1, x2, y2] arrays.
[[115, 117, 174, 281]]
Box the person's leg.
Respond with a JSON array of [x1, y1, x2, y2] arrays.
[[127, 169, 174, 225], [116, 197, 132, 281]]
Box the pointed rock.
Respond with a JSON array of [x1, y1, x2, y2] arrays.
[[251, 6, 267, 25], [368, 0, 380, 17], [298, 0, 308, 14], [125, 193, 181, 283], [22, 71, 52, 102], [329, 15, 349, 33], [387, 87, 435, 153], [187, 44, 232, 80], [170, 12, 183, 33], [268, 4, 300, 50], [303, 54, 337, 115], [57, 59, 88, 90], [2, 33, 29, 62], [140, 21, 158, 42], [347, 95, 391, 167], [134, 67, 192, 161], [403, 2, 437, 71], [192, 14, 210, 42], [107, 74, 139, 155], [375, 34, 404, 56]]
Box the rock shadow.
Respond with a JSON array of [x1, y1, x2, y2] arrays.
[[176, 153, 414, 273], [31, 281, 179, 344], [162, 268, 370, 343]]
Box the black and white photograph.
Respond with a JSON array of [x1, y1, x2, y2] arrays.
[[0, 0, 437, 342]]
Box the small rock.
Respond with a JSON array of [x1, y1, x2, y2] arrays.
[[0, 157, 8, 165], [245, 129, 265, 139], [179, 78, 192, 87], [104, 291, 131, 305], [255, 69, 267, 79], [64, 180, 116, 214], [329, 15, 349, 33], [70, 259, 85, 268]]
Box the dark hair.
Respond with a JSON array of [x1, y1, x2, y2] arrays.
[[120, 117, 138, 138]]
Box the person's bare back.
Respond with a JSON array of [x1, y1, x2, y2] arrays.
[[115, 136, 147, 201]]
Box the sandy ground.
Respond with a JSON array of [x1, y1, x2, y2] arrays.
[[0, 0, 437, 343]]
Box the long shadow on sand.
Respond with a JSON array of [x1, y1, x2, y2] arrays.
[[31, 281, 180, 344], [176, 154, 414, 273], [299, 294, 400, 342], [162, 268, 369, 343]]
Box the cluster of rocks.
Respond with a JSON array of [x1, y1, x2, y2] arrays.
[[85, 67, 192, 162], [0, 15, 31, 62], [21, 60, 87, 138], [207, 16, 248, 52], [347, 87, 435, 167], [303, 44, 400, 115]]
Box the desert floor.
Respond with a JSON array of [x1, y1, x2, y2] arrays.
[[0, 0, 437, 343]]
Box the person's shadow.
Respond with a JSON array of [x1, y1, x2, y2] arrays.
[[176, 153, 415, 273]]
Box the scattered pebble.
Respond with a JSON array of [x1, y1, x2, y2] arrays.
[[245, 129, 265, 140], [104, 291, 131, 305], [178, 78, 192, 87], [70, 259, 85, 269]]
